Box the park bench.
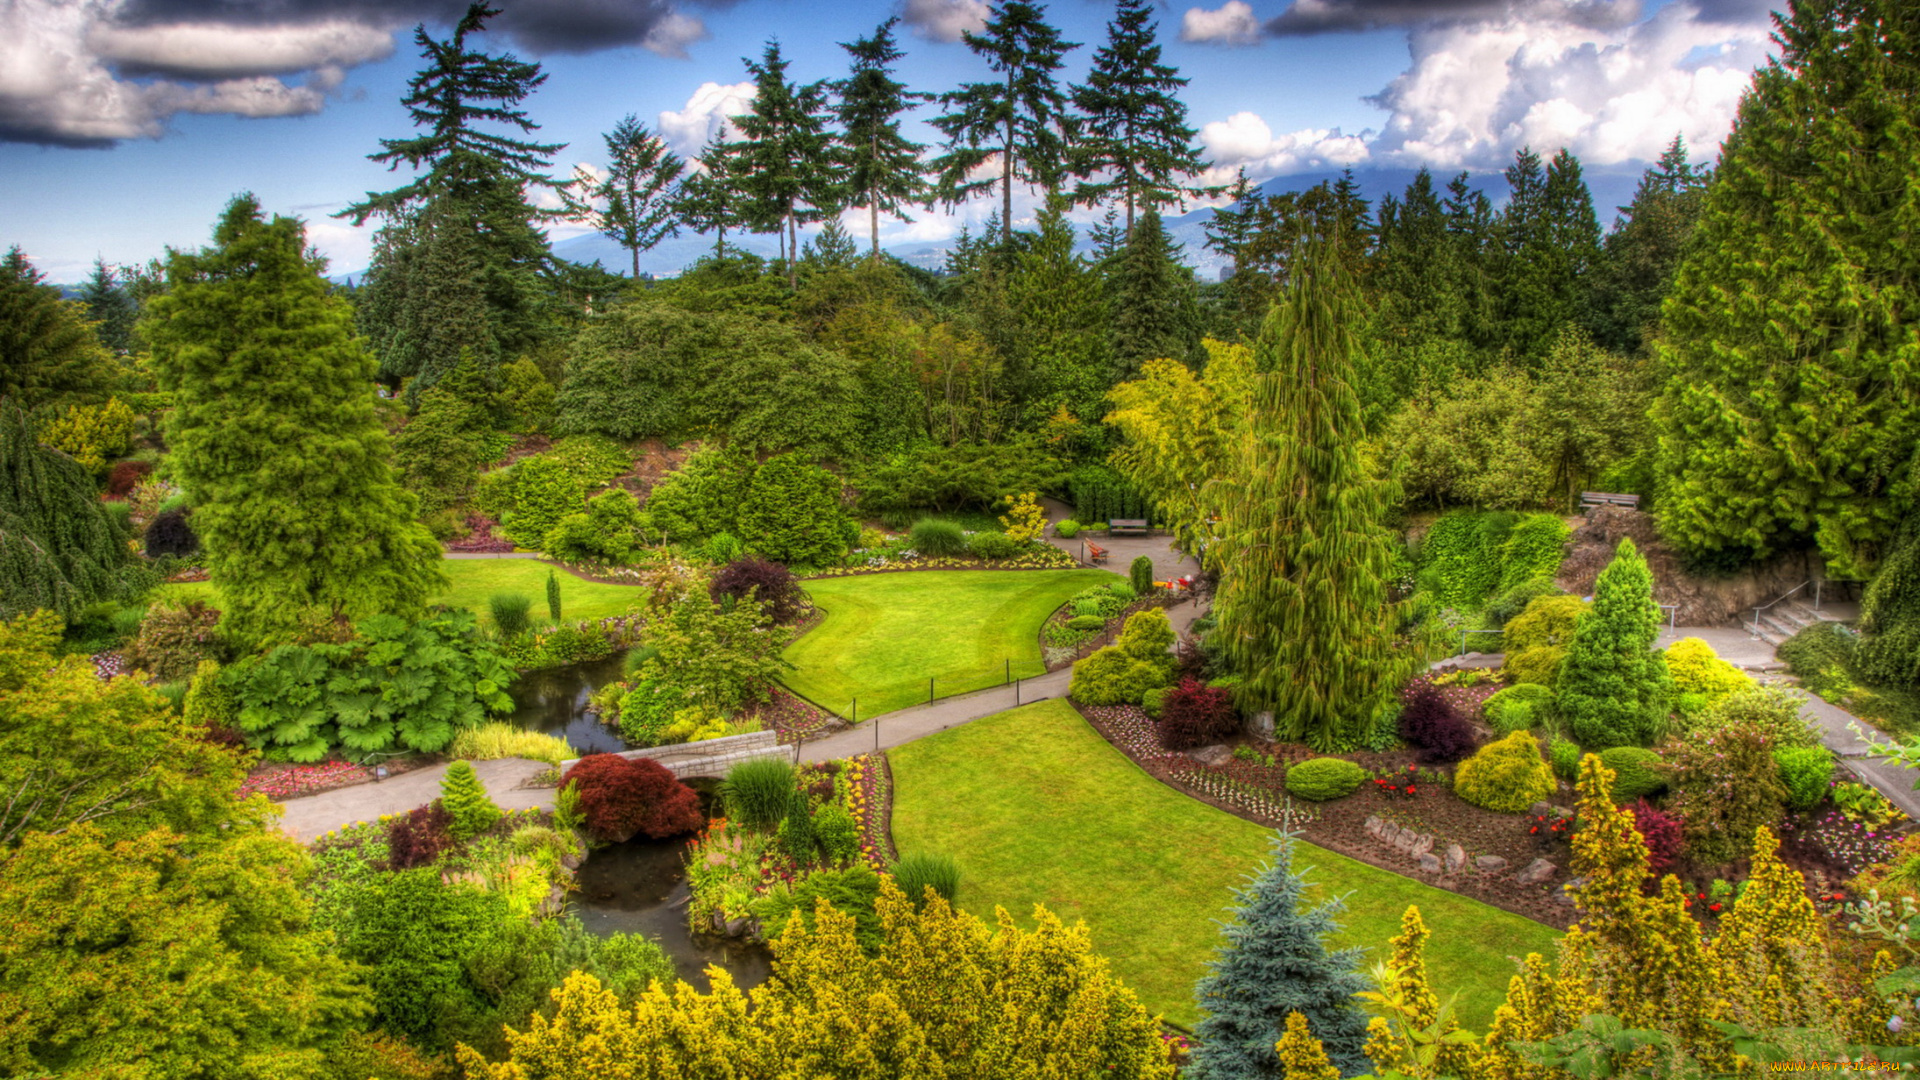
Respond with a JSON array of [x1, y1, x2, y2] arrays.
[[1086, 542, 1109, 565], [1580, 491, 1640, 511], [1109, 518, 1150, 536]]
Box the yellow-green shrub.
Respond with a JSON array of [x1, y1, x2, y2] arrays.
[[1453, 731, 1555, 812], [448, 722, 573, 766], [40, 397, 136, 473], [1284, 757, 1367, 801], [1664, 637, 1751, 699], [1500, 594, 1588, 687]]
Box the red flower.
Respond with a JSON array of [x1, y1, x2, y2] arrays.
[[1709, 902, 1722, 912]]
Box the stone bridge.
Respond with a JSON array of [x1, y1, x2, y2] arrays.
[[558, 728, 791, 780]]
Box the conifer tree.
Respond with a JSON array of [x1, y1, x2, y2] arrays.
[[931, 1, 1080, 244], [1069, 0, 1211, 234], [723, 41, 840, 290], [546, 567, 562, 621], [833, 19, 930, 263], [144, 197, 443, 641], [1590, 135, 1709, 355], [561, 116, 685, 280], [1557, 538, 1671, 748], [0, 248, 113, 412], [1004, 202, 1109, 425], [358, 199, 499, 399], [1188, 831, 1371, 1078], [677, 134, 746, 259], [440, 759, 502, 840], [77, 259, 138, 356], [1441, 172, 1498, 352], [1653, 0, 1920, 577], [0, 404, 128, 621], [1372, 168, 1467, 349], [1105, 206, 1201, 380], [1859, 508, 1920, 689], [1210, 234, 1407, 748], [1492, 147, 1600, 358]]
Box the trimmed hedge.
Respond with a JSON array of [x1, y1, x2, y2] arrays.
[[1453, 731, 1555, 813], [1284, 757, 1367, 801], [1597, 746, 1665, 801]]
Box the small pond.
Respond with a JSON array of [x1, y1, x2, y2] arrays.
[[506, 653, 630, 755]]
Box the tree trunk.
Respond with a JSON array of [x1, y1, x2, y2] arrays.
[[871, 194, 881, 264], [787, 211, 798, 291], [632, 245, 640, 281]]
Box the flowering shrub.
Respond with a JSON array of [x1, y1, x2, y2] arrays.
[[1528, 810, 1574, 855], [1397, 679, 1478, 764], [560, 754, 704, 844], [1660, 720, 1790, 864], [1155, 677, 1238, 751]]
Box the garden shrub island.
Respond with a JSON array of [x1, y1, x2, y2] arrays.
[[8, 0, 1920, 1074]]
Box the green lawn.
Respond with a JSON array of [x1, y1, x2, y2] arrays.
[[889, 699, 1560, 1030], [159, 558, 649, 628], [784, 568, 1120, 717]]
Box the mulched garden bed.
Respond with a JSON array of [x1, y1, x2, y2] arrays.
[[238, 755, 436, 801], [804, 550, 1080, 580], [1078, 702, 1581, 930]]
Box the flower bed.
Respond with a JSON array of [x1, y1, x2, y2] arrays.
[[91, 651, 125, 681], [806, 547, 1079, 579], [237, 756, 433, 801], [744, 686, 840, 745], [845, 752, 896, 866]]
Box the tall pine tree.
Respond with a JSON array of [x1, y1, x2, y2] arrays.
[[677, 134, 746, 258], [1590, 135, 1710, 355], [1105, 206, 1201, 381], [145, 197, 444, 641], [76, 259, 138, 356], [1069, 0, 1211, 234], [833, 19, 930, 263], [1188, 831, 1371, 1078], [1210, 231, 1407, 749], [0, 249, 113, 412], [931, 1, 1079, 245], [1492, 147, 1600, 359], [1654, 0, 1920, 577], [722, 40, 841, 290], [560, 116, 685, 280]]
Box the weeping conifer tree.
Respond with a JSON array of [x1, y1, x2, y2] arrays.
[[0, 402, 128, 621], [1210, 231, 1408, 750]]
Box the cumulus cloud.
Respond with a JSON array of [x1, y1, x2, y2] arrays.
[[898, 0, 990, 43], [1199, 111, 1371, 182], [2, 0, 706, 147], [657, 80, 755, 158], [1181, 1, 1261, 46], [1265, 0, 1643, 36]]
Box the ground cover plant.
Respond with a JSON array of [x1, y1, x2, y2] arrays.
[[887, 699, 1559, 1027], [780, 568, 1119, 716]]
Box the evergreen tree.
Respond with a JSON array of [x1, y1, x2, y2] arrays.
[[1590, 135, 1710, 355], [357, 197, 500, 399], [833, 18, 930, 263], [677, 134, 746, 259], [77, 258, 138, 356], [722, 41, 840, 290], [1210, 234, 1407, 748], [1105, 206, 1200, 380], [738, 453, 851, 568], [341, 3, 560, 387], [440, 759, 502, 839], [1557, 538, 1671, 748], [1188, 831, 1371, 1078], [1653, 0, 1920, 577], [1069, 0, 1211, 234], [0, 248, 113, 412], [546, 567, 562, 621], [144, 197, 444, 641], [801, 219, 858, 269], [1441, 172, 1499, 351], [1372, 168, 1466, 349], [1492, 147, 1600, 358], [1003, 202, 1109, 425], [1202, 169, 1274, 338], [0, 404, 129, 622], [930, 1, 1080, 244], [1859, 507, 1920, 689], [561, 115, 685, 280]]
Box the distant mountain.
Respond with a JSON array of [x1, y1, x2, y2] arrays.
[[334, 164, 1645, 284]]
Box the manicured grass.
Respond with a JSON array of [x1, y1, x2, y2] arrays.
[[158, 558, 649, 628], [889, 699, 1561, 1030], [783, 568, 1120, 717]]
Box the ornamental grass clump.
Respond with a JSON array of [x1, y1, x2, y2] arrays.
[[440, 760, 502, 840], [488, 592, 533, 638], [1454, 731, 1556, 813], [448, 722, 572, 766], [908, 518, 967, 557], [722, 756, 798, 831], [891, 852, 961, 908]]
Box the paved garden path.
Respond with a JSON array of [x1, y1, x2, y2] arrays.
[[274, 757, 553, 842]]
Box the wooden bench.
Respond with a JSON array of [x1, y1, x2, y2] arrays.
[[1580, 492, 1640, 511], [1109, 518, 1150, 536], [1086, 542, 1109, 565]]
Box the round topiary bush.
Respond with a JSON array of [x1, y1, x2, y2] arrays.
[[1055, 520, 1081, 539], [1483, 683, 1555, 734], [909, 518, 967, 557], [1453, 731, 1556, 813], [1284, 757, 1368, 801], [1066, 614, 1105, 632], [144, 508, 199, 558], [967, 530, 1020, 560], [1773, 744, 1834, 810], [1664, 637, 1752, 700], [1597, 746, 1665, 801]]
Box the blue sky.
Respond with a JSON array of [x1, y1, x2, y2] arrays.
[[0, 0, 1779, 281]]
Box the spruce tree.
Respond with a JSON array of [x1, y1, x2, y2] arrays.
[[722, 41, 840, 290], [931, 1, 1080, 244], [77, 259, 138, 356], [1210, 233, 1407, 749], [1188, 831, 1370, 1079], [546, 567, 562, 621], [1492, 147, 1600, 358], [1003, 202, 1110, 426], [833, 19, 930, 263], [144, 197, 443, 641], [677, 134, 746, 259], [1069, 0, 1211, 234], [0, 404, 128, 621], [1105, 206, 1201, 380], [561, 116, 685, 280], [1442, 172, 1499, 352], [0, 248, 113, 412], [1590, 135, 1709, 355], [1653, 0, 1920, 577], [440, 759, 502, 840], [1557, 538, 1671, 748], [358, 198, 499, 399]]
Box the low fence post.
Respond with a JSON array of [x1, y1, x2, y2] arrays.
[[929, 676, 935, 704]]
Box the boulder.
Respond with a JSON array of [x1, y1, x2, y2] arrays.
[[1189, 744, 1235, 768], [1364, 815, 1384, 838], [1249, 711, 1276, 739], [1529, 802, 1553, 819], [1476, 855, 1508, 873], [1417, 852, 1443, 874], [1515, 858, 1557, 885], [1392, 828, 1416, 852], [724, 916, 749, 937], [1444, 844, 1467, 875], [1410, 833, 1434, 858]]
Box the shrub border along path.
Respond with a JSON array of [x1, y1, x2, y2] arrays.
[[887, 698, 1561, 1030]]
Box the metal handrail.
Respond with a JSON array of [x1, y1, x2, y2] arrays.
[[1749, 580, 1810, 635]]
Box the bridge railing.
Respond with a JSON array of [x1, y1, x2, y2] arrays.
[[558, 728, 790, 777]]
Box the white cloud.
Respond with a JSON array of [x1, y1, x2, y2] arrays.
[[1364, 0, 1770, 169], [642, 12, 708, 59], [1181, 2, 1262, 46], [86, 19, 393, 78], [1198, 111, 1371, 182], [657, 80, 755, 158], [898, 0, 990, 44]]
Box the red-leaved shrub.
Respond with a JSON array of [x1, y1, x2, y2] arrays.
[[1156, 677, 1239, 750], [386, 802, 455, 870], [561, 754, 704, 843], [1630, 798, 1685, 879], [107, 459, 152, 498], [1398, 679, 1479, 763], [144, 509, 200, 558], [709, 556, 806, 624]]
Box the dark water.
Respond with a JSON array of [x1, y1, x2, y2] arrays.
[[571, 780, 774, 993], [506, 654, 631, 755]]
